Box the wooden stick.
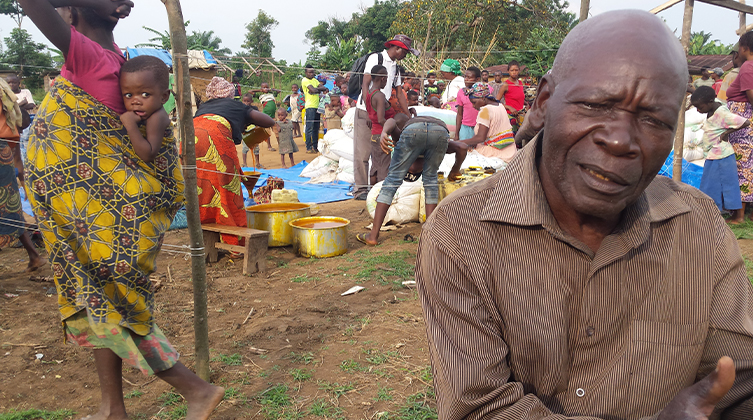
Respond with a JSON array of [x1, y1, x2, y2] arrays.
[[167, 265, 174, 282], [242, 308, 255, 325], [163, 0, 211, 381]]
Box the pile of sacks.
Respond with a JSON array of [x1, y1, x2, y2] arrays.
[[298, 107, 509, 225]]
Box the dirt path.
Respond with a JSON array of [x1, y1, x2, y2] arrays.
[[0, 199, 436, 420]]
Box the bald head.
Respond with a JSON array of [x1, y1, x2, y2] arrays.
[[551, 10, 687, 96]]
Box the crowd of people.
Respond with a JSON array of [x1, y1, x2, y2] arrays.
[[1, 1, 752, 419]]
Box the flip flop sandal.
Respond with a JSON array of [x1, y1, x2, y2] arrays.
[[404, 171, 422, 182], [356, 232, 377, 246], [268, 147, 277, 151]]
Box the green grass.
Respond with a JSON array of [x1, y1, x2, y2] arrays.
[[211, 353, 243, 366], [158, 391, 183, 406], [156, 404, 187, 420], [728, 218, 753, 239], [392, 391, 437, 420], [339, 359, 368, 373], [363, 348, 398, 365], [289, 368, 313, 381], [287, 351, 316, 364], [375, 386, 394, 402], [124, 390, 144, 399], [0, 409, 75, 420], [256, 384, 300, 420], [306, 399, 345, 419], [355, 250, 415, 285], [156, 391, 187, 420], [291, 274, 316, 283], [317, 381, 356, 398]]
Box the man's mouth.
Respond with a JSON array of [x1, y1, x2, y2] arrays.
[[579, 164, 632, 195]]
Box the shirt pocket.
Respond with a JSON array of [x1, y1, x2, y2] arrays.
[[626, 319, 708, 418]]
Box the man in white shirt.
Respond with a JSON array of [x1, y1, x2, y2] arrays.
[[353, 35, 418, 200]]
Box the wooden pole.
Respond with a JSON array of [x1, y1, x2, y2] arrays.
[[741, 0, 747, 32], [579, 0, 590, 22], [163, 0, 211, 381], [673, 0, 694, 182]]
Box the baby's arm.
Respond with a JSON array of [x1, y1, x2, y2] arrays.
[[121, 108, 169, 163]]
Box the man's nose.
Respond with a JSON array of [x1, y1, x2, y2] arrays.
[[592, 114, 640, 158]]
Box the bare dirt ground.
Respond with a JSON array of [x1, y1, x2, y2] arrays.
[[1, 133, 437, 420]]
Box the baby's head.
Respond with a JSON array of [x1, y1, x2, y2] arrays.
[[277, 108, 288, 120], [242, 92, 254, 106], [120, 56, 170, 120]]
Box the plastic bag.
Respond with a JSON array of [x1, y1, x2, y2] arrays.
[[300, 155, 339, 179], [366, 180, 422, 225]]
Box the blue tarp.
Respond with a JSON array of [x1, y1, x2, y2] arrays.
[[657, 152, 704, 189], [125, 48, 173, 67], [124, 48, 217, 68], [241, 161, 352, 204]]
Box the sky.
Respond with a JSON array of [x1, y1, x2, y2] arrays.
[[0, 0, 746, 65]]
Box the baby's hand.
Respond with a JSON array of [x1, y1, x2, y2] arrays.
[[120, 111, 140, 128]]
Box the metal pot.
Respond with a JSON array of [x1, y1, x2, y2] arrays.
[[289, 216, 349, 258], [246, 203, 311, 247]]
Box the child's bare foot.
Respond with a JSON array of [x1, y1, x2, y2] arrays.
[[25, 256, 47, 272], [185, 384, 224, 420], [727, 217, 745, 225], [78, 411, 128, 420]]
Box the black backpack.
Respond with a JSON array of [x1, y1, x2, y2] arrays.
[[347, 52, 384, 101]]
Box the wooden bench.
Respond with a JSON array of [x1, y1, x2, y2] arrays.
[[201, 224, 270, 275]]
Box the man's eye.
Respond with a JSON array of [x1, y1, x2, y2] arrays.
[[582, 102, 605, 110]]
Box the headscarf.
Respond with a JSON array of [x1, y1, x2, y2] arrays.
[[440, 59, 462, 76], [0, 78, 21, 135], [206, 76, 235, 100], [466, 82, 497, 101]]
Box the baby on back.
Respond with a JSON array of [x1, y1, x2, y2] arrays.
[[118, 55, 172, 162]]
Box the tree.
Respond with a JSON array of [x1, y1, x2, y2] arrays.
[[304, 0, 400, 70], [390, 0, 573, 65], [137, 26, 173, 50], [687, 31, 734, 55], [0, 28, 54, 89], [0, 0, 24, 29], [187, 30, 231, 55], [242, 10, 278, 58]]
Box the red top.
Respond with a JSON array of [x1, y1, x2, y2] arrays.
[[61, 26, 126, 113], [504, 79, 526, 115], [365, 88, 396, 135], [727, 61, 753, 103]]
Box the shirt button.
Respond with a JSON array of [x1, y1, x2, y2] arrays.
[[576, 388, 586, 398], [586, 326, 595, 337]]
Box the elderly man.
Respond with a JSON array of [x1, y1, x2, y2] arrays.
[[353, 34, 418, 200], [417, 10, 752, 420]]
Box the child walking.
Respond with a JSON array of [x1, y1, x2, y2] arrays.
[[21, 1, 225, 419], [690, 86, 750, 224], [274, 108, 298, 168]]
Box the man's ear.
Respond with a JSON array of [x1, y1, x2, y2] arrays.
[[528, 75, 552, 126], [162, 89, 170, 105]]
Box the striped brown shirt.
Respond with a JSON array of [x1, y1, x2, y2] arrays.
[[416, 138, 753, 419]]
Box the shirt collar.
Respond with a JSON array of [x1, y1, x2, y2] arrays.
[[479, 133, 691, 247]]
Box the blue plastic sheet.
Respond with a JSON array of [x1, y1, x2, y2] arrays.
[[657, 152, 704, 189], [241, 161, 352, 204]]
